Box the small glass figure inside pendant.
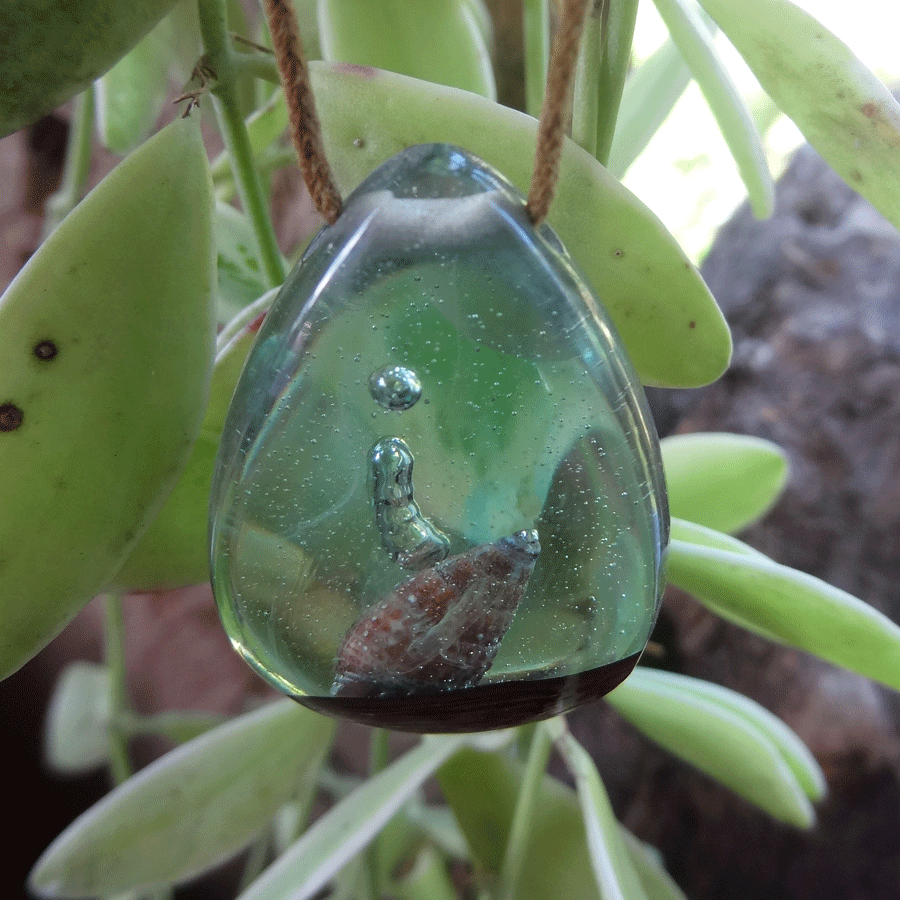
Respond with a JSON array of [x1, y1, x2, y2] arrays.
[[209, 144, 669, 733]]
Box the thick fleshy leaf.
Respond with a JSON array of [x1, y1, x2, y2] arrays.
[[661, 432, 788, 533], [308, 62, 730, 388], [30, 701, 336, 898], [110, 310, 260, 591], [0, 117, 215, 679], [611, 667, 825, 801], [95, 15, 172, 153], [620, 830, 688, 900], [547, 718, 648, 900], [0, 0, 180, 136], [607, 667, 815, 827], [670, 517, 766, 558], [651, 0, 773, 218], [44, 662, 112, 775], [319, 0, 495, 99], [235, 731, 510, 900], [607, 38, 692, 178], [668, 538, 900, 694], [696, 0, 900, 231], [438, 746, 601, 899]]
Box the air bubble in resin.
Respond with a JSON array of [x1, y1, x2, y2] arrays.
[[209, 144, 669, 732], [369, 364, 422, 410]]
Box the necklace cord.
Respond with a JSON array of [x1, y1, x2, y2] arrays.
[[262, 0, 591, 228], [526, 0, 592, 225], [263, 0, 343, 224]]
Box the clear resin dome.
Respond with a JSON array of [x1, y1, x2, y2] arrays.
[[209, 144, 668, 732]]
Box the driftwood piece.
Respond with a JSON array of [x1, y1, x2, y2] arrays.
[[575, 143, 900, 900]]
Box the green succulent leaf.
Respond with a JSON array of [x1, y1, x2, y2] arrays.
[[29, 701, 336, 898], [608, 37, 692, 178], [610, 667, 825, 802], [95, 15, 172, 154], [319, 0, 495, 99], [661, 432, 789, 533], [0, 0, 180, 136], [439, 745, 610, 899], [235, 731, 510, 900], [670, 517, 767, 558], [310, 62, 730, 388], [607, 667, 816, 827], [547, 718, 649, 900], [651, 0, 773, 218], [668, 537, 900, 694], [696, 0, 900, 231], [44, 662, 112, 775], [110, 307, 261, 591], [0, 117, 215, 679]]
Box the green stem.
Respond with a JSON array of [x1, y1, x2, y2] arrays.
[[104, 592, 132, 785], [523, 0, 550, 119], [197, 0, 285, 289], [231, 53, 280, 85], [365, 729, 391, 899], [42, 87, 95, 238], [579, 0, 639, 167], [496, 721, 554, 900]]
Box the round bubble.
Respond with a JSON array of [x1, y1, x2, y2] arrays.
[[368, 364, 422, 411]]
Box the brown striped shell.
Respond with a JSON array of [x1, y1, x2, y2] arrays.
[[330, 530, 540, 697]]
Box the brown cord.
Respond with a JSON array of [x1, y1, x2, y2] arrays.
[[526, 0, 591, 225], [263, 0, 343, 224]]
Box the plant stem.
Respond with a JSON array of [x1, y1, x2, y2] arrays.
[[42, 86, 95, 238], [364, 729, 391, 899], [197, 0, 286, 289], [523, 0, 550, 118], [104, 592, 132, 785], [572, 0, 639, 167], [231, 53, 280, 85], [496, 721, 554, 900]]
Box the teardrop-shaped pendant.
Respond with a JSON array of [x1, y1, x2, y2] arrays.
[[209, 145, 668, 732]]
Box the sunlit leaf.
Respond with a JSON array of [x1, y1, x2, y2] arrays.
[[310, 62, 730, 388], [651, 0, 773, 217], [668, 538, 900, 694], [697, 0, 900, 231], [30, 701, 336, 898], [661, 432, 788, 533], [608, 38, 692, 178]]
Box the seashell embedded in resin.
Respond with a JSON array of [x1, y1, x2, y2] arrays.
[[331, 529, 541, 698]]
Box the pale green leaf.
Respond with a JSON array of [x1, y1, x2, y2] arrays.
[[670, 517, 767, 558], [668, 538, 900, 694], [95, 16, 172, 154], [319, 0, 496, 99], [697, 0, 900, 231], [237, 732, 511, 900], [30, 701, 336, 898], [661, 432, 788, 533], [651, 0, 773, 217], [44, 662, 111, 775], [391, 847, 459, 900], [310, 62, 730, 388], [608, 37, 692, 178], [615, 667, 825, 801], [607, 668, 815, 826], [548, 718, 648, 900]]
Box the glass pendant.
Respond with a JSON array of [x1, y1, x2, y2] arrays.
[[209, 145, 669, 733]]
